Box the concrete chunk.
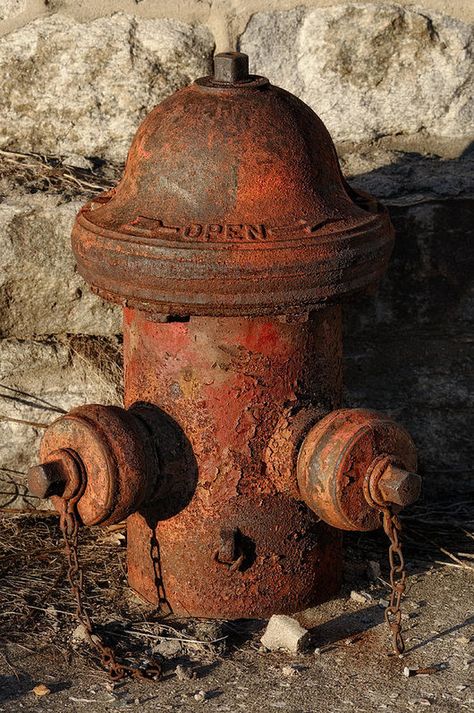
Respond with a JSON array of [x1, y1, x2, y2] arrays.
[[260, 615, 310, 653]]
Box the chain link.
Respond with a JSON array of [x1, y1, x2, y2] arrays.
[[56, 473, 408, 671], [58, 496, 162, 681], [380, 506, 407, 655]]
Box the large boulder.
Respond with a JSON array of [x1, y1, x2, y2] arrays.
[[0, 13, 214, 162], [240, 4, 473, 144]]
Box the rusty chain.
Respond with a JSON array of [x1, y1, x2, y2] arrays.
[[380, 506, 407, 655], [56, 469, 407, 673], [58, 495, 162, 681]]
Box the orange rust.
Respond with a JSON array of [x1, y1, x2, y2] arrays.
[[297, 409, 418, 531], [28, 53, 421, 619], [39, 405, 158, 527], [124, 308, 343, 617], [71, 60, 393, 318]]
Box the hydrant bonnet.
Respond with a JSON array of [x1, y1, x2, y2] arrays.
[[72, 53, 394, 317]]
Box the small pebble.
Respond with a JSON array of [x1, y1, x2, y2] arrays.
[[402, 611, 418, 620], [176, 664, 194, 681], [153, 638, 182, 657], [281, 665, 299, 677], [194, 690, 207, 702], [72, 623, 101, 645], [260, 615, 310, 653], [350, 591, 368, 604], [32, 684, 51, 697]]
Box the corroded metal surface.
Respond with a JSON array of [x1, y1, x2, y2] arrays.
[[370, 459, 421, 507], [297, 409, 418, 531], [28, 52, 420, 623], [72, 59, 394, 317], [37, 405, 158, 527], [124, 308, 343, 617]]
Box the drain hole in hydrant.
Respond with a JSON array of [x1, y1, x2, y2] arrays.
[[215, 527, 257, 572], [237, 531, 257, 572]]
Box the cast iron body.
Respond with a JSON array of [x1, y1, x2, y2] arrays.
[[28, 53, 420, 618]]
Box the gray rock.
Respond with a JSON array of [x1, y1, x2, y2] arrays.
[[175, 664, 195, 681], [0, 194, 121, 337], [153, 638, 182, 658], [0, 14, 214, 162], [0, 0, 25, 21], [72, 623, 100, 644], [343, 148, 474, 205], [350, 591, 368, 604], [240, 4, 474, 143], [260, 614, 310, 653], [281, 664, 300, 677]]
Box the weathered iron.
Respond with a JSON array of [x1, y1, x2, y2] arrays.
[[297, 408, 419, 531], [28, 52, 421, 637]]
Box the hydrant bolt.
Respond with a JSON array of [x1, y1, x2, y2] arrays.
[[28, 462, 65, 499], [213, 51, 249, 83], [378, 464, 421, 507]]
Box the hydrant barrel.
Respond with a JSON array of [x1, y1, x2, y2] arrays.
[[125, 308, 344, 617]]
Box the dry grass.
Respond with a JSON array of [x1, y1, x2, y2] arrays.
[[0, 514, 230, 675], [0, 148, 120, 199], [346, 500, 474, 575], [65, 335, 124, 403]]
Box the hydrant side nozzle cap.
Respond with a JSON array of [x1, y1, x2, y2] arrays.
[[297, 409, 419, 532]]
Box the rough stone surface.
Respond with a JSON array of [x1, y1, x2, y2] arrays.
[[240, 4, 474, 143], [0, 0, 25, 22], [343, 150, 473, 496], [0, 13, 214, 162], [344, 152, 474, 332], [342, 147, 474, 205], [0, 193, 121, 337], [260, 614, 310, 652], [0, 335, 121, 508]]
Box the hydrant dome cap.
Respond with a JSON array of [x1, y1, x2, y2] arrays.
[[72, 64, 394, 316]]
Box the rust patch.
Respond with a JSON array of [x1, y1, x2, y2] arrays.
[[297, 409, 418, 531]]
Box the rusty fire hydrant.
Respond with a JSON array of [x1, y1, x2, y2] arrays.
[[28, 52, 421, 621]]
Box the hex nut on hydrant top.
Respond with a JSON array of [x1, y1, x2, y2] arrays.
[[28, 52, 421, 620]]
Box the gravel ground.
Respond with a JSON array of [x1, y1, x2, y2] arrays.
[[0, 514, 472, 713]]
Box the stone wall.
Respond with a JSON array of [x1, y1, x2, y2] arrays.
[[0, 0, 472, 509]]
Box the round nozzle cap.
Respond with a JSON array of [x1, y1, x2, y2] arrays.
[[213, 51, 249, 83]]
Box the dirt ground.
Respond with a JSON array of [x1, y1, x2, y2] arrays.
[[0, 512, 472, 713]]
